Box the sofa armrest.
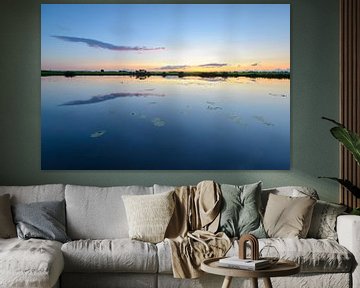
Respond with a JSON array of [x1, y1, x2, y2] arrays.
[[337, 215, 360, 288]]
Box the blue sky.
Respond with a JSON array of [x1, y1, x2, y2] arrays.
[[41, 4, 290, 71]]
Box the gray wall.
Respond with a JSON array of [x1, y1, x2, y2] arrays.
[[0, 0, 340, 202]]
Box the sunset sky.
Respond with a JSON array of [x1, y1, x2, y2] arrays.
[[41, 4, 290, 72]]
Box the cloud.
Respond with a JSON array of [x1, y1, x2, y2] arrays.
[[251, 62, 260, 66], [198, 63, 227, 67], [52, 35, 165, 51], [159, 65, 188, 70], [59, 92, 164, 106], [159, 63, 228, 70]]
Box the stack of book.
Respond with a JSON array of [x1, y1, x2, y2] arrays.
[[218, 257, 271, 270]]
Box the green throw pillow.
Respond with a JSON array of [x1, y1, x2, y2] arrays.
[[218, 182, 266, 238]]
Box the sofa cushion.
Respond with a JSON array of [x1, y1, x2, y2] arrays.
[[157, 237, 353, 274], [262, 238, 354, 273], [236, 238, 353, 273], [122, 191, 175, 243], [307, 200, 347, 240], [263, 194, 316, 238], [218, 182, 266, 238], [153, 184, 175, 194], [0, 194, 16, 238], [12, 200, 70, 243], [261, 186, 319, 213], [61, 239, 158, 273], [156, 240, 173, 274], [0, 184, 65, 204], [0, 238, 63, 288], [65, 185, 153, 239]]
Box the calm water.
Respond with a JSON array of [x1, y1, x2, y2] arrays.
[[41, 76, 290, 170]]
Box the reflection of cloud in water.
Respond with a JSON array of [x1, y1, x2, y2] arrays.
[[130, 111, 165, 126], [90, 130, 106, 138], [254, 115, 274, 126], [60, 92, 164, 106], [130, 112, 147, 119], [206, 101, 222, 111], [180, 81, 212, 86], [152, 117, 166, 127], [269, 93, 287, 98], [229, 115, 245, 125], [149, 101, 157, 105], [207, 106, 222, 111], [176, 77, 225, 86], [201, 77, 226, 82]]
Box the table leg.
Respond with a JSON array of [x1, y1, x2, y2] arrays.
[[263, 277, 273, 288], [221, 276, 233, 288], [251, 278, 258, 288]]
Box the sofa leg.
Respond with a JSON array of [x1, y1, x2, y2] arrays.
[[221, 276, 232, 288], [263, 277, 273, 288]]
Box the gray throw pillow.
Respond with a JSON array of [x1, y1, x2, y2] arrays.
[[218, 182, 266, 238], [0, 194, 16, 238], [12, 200, 70, 243], [307, 200, 347, 240]]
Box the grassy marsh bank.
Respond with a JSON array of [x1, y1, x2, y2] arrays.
[[41, 70, 290, 79]]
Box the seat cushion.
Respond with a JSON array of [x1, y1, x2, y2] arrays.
[[229, 238, 354, 273], [61, 239, 158, 273], [157, 238, 353, 274], [0, 238, 64, 288], [65, 185, 153, 239]]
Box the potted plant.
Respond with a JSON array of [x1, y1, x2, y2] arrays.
[[320, 117, 360, 215]]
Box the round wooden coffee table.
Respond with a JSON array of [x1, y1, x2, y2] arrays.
[[201, 257, 300, 288]]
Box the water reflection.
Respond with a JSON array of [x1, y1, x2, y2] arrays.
[[60, 92, 164, 106], [41, 76, 290, 170]]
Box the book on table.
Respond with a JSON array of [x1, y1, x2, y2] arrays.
[[218, 257, 271, 270]]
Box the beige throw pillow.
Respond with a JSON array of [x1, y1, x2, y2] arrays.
[[122, 191, 175, 243], [0, 194, 17, 238], [263, 193, 316, 238]]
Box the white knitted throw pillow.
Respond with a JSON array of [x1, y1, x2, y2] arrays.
[[122, 191, 175, 243]]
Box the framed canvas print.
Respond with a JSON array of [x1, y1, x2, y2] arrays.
[[41, 4, 290, 170]]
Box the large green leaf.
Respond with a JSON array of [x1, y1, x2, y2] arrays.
[[318, 177, 360, 199], [322, 117, 360, 165], [330, 127, 360, 165]]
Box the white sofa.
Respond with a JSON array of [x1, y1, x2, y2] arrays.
[[0, 184, 359, 288]]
